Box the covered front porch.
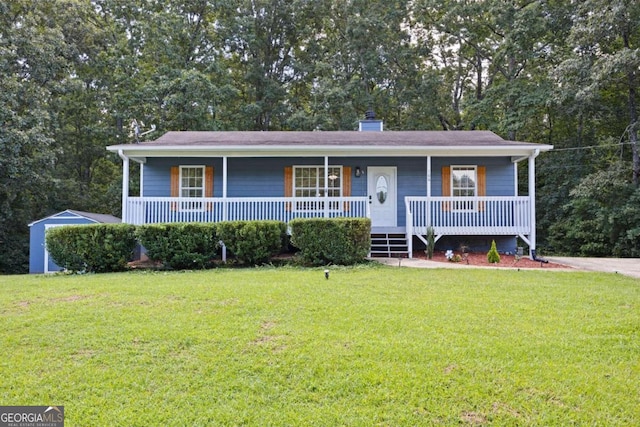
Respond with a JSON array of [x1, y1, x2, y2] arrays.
[[109, 130, 551, 259], [121, 194, 533, 258]]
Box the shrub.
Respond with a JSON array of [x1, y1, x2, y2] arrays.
[[487, 240, 501, 264], [289, 217, 371, 266], [216, 220, 287, 265], [425, 226, 435, 259], [136, 223, 219, 269], [46, 224, 137, 273]]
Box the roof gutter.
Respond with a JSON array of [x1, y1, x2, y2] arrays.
[[108, 144, 554, 159], [512, 147, 545, 163], [117, 149, 128, 162]]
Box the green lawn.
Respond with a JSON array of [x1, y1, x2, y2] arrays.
[[1, 266, 639, 426]]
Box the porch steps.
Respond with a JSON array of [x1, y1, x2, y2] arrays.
[[370, 233, 409, 258]]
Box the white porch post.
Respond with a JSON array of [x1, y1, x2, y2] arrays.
[[514, 162, 518, 197], [324, 156, 329, 218], [528, 150, 539, 258], [139, 163, 144, 197], [222, 156, 228, 221], [417, 155, 432, 257], [426, 156, 432, 198], [118, 150, 129, 222], [426, 155, 432, 226]]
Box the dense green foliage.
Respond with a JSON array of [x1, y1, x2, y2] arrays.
[[290, 218, 371, 265], [2, 0, 639, 273], [548, 163, 640, 256], [216, 220, 287, 265], [136, 223, 219, 270], [45, 224, 137, 273]]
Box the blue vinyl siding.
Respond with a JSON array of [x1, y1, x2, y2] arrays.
[[359, 120, 384, 131], [143, 158, 223, 197], [142, 156, 516, 228], [228, 158, 311, 197], [431, 157, 515, 196]]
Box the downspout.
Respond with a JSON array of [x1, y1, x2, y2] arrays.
[[117, 150, 130, 223], [528, 149, 540, 259]]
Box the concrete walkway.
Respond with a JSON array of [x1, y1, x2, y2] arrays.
[[374, 256, 640, 280]]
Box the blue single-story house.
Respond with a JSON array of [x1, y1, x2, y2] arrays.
[[106, 117, 553, 258], [29, 210, 121, 274]]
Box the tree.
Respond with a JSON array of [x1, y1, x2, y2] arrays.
[[548, 162, 640, 256], [414, 0, 568, 140], [0, 1, 71, 273], [559, 0, 640, 185]]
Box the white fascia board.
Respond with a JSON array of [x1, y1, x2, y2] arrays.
[[107, 144, 554, 158], [28, 210, 100, 227]]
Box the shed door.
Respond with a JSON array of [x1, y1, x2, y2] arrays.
[[44, 225, 64, 273], [368, 167, 397, 228]]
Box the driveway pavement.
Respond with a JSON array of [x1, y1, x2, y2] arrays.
[[545, 257, 640, 279], [374, 256, 640, 280]]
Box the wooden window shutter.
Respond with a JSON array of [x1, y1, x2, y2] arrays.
[[284, 166, 293, 211], [205, 166, 214, 211], [342, 166, 351, 211], [441, 166, 451, 211], [477, 166, 486, 212], [170, 166, 179, 211]]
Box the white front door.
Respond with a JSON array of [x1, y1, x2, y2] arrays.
[[368, 167, 397, 228]]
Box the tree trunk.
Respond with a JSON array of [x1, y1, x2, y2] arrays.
[[624, 32, 639, 186], [627, 61, 639, 186]]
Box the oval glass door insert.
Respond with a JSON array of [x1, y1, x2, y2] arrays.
[[376, 175, 388, 204]]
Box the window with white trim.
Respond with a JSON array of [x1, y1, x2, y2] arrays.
[[451, 166, 477, 211], [293, 166, 342, 211], [180, 166, 205, 210]]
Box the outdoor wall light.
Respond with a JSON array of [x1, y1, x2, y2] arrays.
[[355, 166, 362, 177]]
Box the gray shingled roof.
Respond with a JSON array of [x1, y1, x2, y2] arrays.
[[67, 210, 121, 224], [107, 130, 553, 158], [143, 130, 537, 147]]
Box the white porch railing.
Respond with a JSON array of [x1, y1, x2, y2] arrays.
[[125, 196, 531, 235], [124, 197, 370, 225], [405, 196, 531, 236]]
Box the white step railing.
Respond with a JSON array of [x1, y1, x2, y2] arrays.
[[124, 197, 370, 225], [405, 196, 531, 236]]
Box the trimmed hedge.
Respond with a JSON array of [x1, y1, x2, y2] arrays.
[[216, 220, 287, 265], [135, 223, 219, 270], [46, 218, 368, 272], [289, 217, 371, 265], [45, 224, 137, 273]]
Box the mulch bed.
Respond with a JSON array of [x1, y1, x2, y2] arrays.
[[414, 250, 568, 269], [128, 251, 568, 270]]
